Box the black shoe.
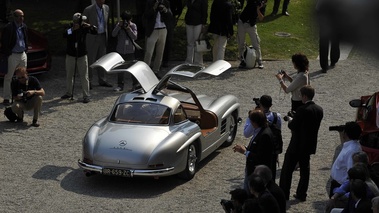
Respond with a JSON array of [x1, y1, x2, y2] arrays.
[[270, 12, 277, 16], [83, 97, 91, 103], [99, 81, 112, 87], [322, 68, 327, 73], [293, 194, 306, 202], [61, 94, 71, 99], [282, 11, 290, 16], [239, 60, 246, 69], [31, 119, 40, 127], [16, 117, 23, 123], [330, 62, 336, 68], [2, 99, 10, 106]]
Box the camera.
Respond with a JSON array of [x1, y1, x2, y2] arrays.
[[253, 97, 260, 108], [158, 4, 165, 12], [283, 111, 295, 121], [277, 70, 285, 75], [329, 125, 345, 132], [220, 199, 234, 211], [17, 89, 28, 102], [123, 21, 129, 28]]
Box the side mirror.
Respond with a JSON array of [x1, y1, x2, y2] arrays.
[[349, 99, 363, 108]]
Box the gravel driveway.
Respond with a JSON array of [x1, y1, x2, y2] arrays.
[[1, 51, 379, 213]]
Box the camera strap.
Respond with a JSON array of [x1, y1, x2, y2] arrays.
[[123, 28, 142, 50]]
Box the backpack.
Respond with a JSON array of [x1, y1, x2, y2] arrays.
[[243, 45, 256, 68], [4, 107, 18, 122], [269, 112, 283, 154]]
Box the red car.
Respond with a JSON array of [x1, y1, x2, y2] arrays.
[[0, 28, 51, 77], [350, 92, 379, 164]]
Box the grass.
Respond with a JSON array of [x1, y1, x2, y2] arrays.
[[11, 0, 319, 61]]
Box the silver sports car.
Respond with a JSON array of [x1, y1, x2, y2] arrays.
[[78, 53, 240, 180]]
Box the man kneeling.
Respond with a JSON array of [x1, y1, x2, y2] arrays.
[[11, 66, 45, 127]]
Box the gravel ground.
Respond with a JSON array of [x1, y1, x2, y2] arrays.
[[1, 51, 379, 213]]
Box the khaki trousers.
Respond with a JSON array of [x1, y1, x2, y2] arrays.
[[11, 95, 43, 121]]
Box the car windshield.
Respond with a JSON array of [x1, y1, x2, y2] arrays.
[[111, 102, 171, 125]]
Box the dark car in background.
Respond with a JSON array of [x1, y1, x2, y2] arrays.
[[0, 27, 51, 77]]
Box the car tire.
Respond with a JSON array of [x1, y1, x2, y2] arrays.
[[222, 114, 237, 147], [178, 143, 198, 180]]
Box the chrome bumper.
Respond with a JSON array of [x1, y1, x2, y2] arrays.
[[78, 160, 175, 177]]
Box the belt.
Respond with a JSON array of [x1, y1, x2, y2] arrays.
[[155, 27, 166, 30], [12, 52, 24, 54], [97, 33, 106, 35]]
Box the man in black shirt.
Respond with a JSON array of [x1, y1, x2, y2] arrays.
[[61, 13, 97, 103], [237, 0, 266, 69], [11, 66, 45, 127]]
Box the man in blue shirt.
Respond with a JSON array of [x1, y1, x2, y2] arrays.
[[1, 9, 28, 106]]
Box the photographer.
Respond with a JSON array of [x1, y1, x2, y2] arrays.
[[143, 0, 174, 78], [275, 53, 310, 113], [279, 85, 323, 202], [220, 188, 248, 213], [10, 66, 45, 127], [248, 95, 283, 181], [237, 0, 266, 69], [234, 109, 274, 195], [111, 10, 138, 92], [329, 121, 362, 198], [61, 12, 97, 103]]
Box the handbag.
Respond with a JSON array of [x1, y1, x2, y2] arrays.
[[195, 33, 211, 53], [4, 107, 18, 122]]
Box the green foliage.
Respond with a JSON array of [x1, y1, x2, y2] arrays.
[[11, 0, 318, 60]]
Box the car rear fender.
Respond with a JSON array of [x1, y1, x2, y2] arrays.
[[82, 117, 107, 160], [206, 95, 240, 120], [177, 132, 202, 153]]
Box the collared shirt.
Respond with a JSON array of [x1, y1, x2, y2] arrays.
[[243, 111, 282, 137], [286, 71, 309, 101], [12, 23, 26, 53], [96, 4, 105, 34], [331, 140, 362, 184]]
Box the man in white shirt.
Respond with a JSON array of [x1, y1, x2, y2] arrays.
[[329, 121, 362, 198]]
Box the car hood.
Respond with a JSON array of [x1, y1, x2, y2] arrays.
[[93, 123, 170, 165]]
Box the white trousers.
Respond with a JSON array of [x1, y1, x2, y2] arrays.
[[185, 24, 204, 65], [144, 28, 167, 73], [3, 52, 27, 100], [65, 55, 90, 98], [212, 34, 228, 62], [237, 19, 262, 63]]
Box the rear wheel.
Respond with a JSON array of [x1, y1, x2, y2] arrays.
[[223, 114, 237, 147], [178, 143, 198, 180]]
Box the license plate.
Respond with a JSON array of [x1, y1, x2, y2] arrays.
[[103, 168, 132, 177]]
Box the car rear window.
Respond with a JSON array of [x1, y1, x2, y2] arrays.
[[111, 102, 171, 125]]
